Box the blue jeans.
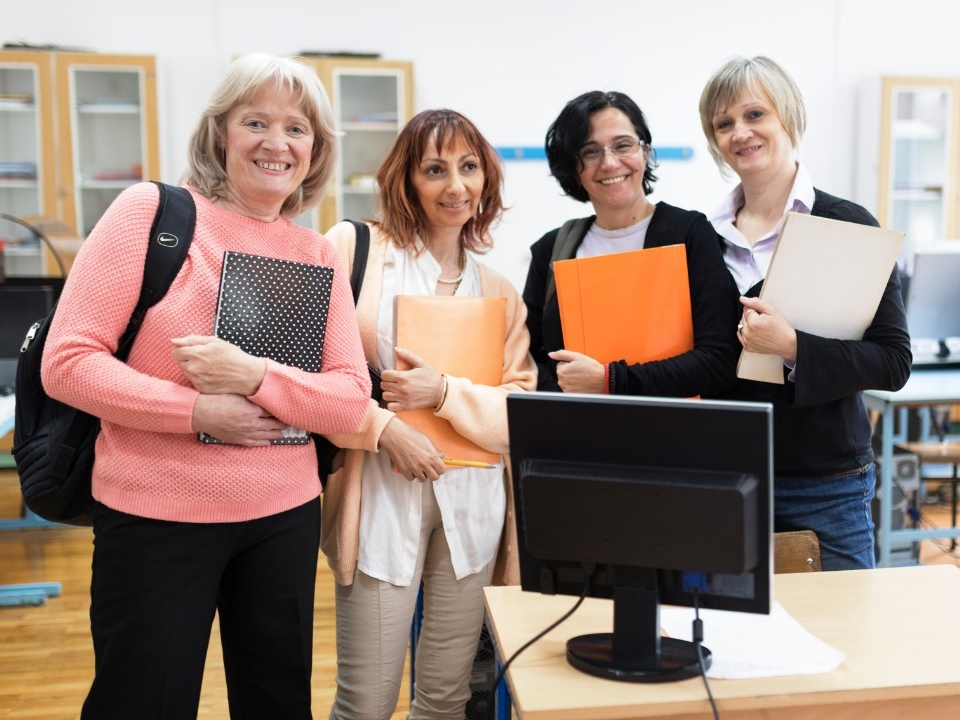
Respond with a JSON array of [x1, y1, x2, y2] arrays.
[[774, 465, 877, 571]]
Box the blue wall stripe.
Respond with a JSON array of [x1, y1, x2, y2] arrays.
[[496, 146, 547, 161], [496, 146, 694, 161]]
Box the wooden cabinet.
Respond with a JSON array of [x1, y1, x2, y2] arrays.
[[0, 50, 158, 275], [53, 53, 160, 238], [865, 77, 960, 271], [0, 50, 56, 276], [297, 57, 414, 233]]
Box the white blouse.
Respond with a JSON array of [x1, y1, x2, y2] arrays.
[[356, 241, 505, 586]]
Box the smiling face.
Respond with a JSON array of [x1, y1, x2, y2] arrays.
[[711, 86, 796, 182], [221, 83, 314, 220], [410, 135, 484, 237], [577, 107, 650, 221]]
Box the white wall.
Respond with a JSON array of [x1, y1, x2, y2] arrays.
[[6, 0, 960, 289]]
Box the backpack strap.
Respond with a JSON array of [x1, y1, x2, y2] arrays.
[[543, 216, 593, 310], [347, 219, 370, 304], [116, 182, 196, 360]]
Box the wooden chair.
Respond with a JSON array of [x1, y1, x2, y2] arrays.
[[774, 530, 822, 573]]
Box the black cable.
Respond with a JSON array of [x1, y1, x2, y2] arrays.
[[692, 588, 720, 720], [0, 213, 68, 279], [485, 565, 595, 720]]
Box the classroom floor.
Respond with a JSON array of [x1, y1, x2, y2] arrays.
[[1, 468, 957, 720], [0, 467, 412, 720]]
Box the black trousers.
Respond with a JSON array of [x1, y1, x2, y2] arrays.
[[80, 497, 321, 720]]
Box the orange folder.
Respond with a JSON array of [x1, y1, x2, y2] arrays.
[[553, 245, 693, 364], [394, 295, 506, 464]]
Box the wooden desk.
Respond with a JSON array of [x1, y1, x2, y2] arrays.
[[484, 565, 960, 720], [863, 369, 960, 566]]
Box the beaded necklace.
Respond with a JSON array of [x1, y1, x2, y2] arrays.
[[436, 246, 466, 287]]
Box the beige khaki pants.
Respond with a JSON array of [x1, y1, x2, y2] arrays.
[[329, 481, 495, 720]]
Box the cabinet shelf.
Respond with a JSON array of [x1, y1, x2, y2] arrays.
[[893, 119, 944, 140], [0, 179, 39, 188], [341, 185, 376, 195], [77, 102, 141, 114], [892, 189, 945, 201], [80, 179, 141, 190], [342, 120, 401, 132], [0, 101, 35, 112]]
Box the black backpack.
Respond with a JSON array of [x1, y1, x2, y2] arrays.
[[12, 182, 196, 525]]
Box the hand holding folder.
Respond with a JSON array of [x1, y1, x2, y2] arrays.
[[394, 295, 506, 464], [553, 245, 694, 364], [737, 213, 905, 384]]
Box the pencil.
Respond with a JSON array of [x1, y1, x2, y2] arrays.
[[443, 458, 497, 469]]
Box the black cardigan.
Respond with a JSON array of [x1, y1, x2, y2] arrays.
[[716, 189, 912, 475], [522, 201, 740, 398]]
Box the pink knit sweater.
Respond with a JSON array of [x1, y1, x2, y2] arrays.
[[41, 183, 369, 523]]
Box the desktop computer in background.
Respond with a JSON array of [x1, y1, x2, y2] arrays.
[[410, 593, 507, 720], [464, 620, 499, 720], [872, 448, 920, 566]]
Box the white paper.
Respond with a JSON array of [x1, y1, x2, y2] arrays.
[[659, 601, 845, 679], [738, 212, 905, 384]]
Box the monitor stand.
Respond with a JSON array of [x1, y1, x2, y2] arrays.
[[565, 579, 710, 683]]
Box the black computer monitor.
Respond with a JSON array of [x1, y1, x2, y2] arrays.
[[0, 278, 63, 390], [506, 392, 773, 683], [906, 247, 960, 360]]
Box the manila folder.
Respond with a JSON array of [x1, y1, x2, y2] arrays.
[[394, 295, 506, 464], [553, 244, 693, 364], [738, 212, 905, 384]]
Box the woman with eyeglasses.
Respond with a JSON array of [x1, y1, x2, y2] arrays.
[[522, 90, 740, 396]]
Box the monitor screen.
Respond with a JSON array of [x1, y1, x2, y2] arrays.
[[0, 279, 62, 389], [906, 247, 960, 346], [506, 392, 773, 683]]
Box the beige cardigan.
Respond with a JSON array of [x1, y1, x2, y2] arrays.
[[319, 222, 537, 587]]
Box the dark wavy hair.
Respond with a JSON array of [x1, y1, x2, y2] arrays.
[[545, 90, 659, 203], [374, 109, 504, 254]]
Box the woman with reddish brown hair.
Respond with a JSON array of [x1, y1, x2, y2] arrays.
[[321, 109, 536, 719]]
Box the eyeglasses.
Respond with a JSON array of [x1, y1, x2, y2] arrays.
[[578, 138, 647, 166]]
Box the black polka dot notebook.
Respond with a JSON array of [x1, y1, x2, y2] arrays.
[[199, 251, 334, 445]]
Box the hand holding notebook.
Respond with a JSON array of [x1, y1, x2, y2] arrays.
[[199, 251, 334, 444]]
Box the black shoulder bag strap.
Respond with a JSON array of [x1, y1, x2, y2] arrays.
[[116, 182, 196, 360], [347, 218, 370, 303], [543, 216, 593, 314]]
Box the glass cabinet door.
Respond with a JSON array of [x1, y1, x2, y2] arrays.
[[55, 54, 159, 237], [334, 69, 408, 224], [879, 78, 960, 271], [296, 57, 413, 234], [0, 51, 55, 276]]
